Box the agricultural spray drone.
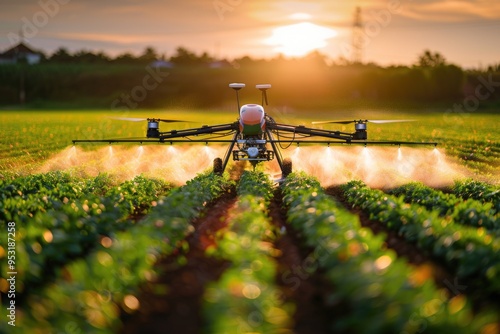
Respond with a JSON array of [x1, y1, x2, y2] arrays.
[[72, 83, 437, 176]]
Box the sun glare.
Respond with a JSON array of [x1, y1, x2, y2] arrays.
[[290, 12, 312, 20], [266, 21, 337, 57]]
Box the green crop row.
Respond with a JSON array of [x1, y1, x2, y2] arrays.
[[104, 175, 172, 215], [1, 195, 127, 296], [281, 172, 498, 333], [342, 180, 500, 295], [1, 172, 171, 224], [0, 174, 172, 297], [389, 182, 499, 230], [236, 169, 274, 202], [1, 172, 117, 296], [0, 171, 109, 223], [203, 171, 292, 333], [2, 171, 232, 334], [452, 179, 500, 214]]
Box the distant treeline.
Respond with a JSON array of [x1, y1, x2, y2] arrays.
[[1, 47, 499, 109]]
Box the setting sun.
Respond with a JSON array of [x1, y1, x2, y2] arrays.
[[266, 21, 337, 57]]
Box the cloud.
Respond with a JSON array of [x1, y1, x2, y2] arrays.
[[401, 0, 500, 21], [51, 32, 155, 45], [248, 1, 352, 26], [1, 0, 499, 66]]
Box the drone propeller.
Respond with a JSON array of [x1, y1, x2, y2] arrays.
[[312, 120, 353, 125], [109, 117, 189, 123], [312, 119, 415, 125], [151, 118, 190, 123], [368, 119, 415, 124], [110, 117, 146, 122]]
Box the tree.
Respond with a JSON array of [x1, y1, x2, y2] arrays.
[[233, 55, 255, 67], [303, 50, 329, 67], [169, 46, 212, 65], [73, 50, 110, 63], [49, 47, 73, 63], [199, 51, 214, 64], [139, 46, 159, 62], [430, 64, 464, 99], [113, 52, 138, 64], [487, 63, 500, 73], [417, 50, 447, 67]]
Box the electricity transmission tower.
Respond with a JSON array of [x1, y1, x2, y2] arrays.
[[352, 6, 363, 64]]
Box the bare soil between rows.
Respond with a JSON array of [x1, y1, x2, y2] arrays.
[[119, 179, 498, 334], [120, 163, 249, 333], [120, 190, 236, 334], [325, 185, 500, 312], [120, 182, 340, 333], [269, 190, 335, 333]]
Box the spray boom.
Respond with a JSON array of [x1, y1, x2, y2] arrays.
[[73, 83, 438, 177]]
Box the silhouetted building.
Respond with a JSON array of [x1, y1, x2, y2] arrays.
[[209, 60, 231, 68], [149, 59, 175, 68], [0, 42, 42, 65]]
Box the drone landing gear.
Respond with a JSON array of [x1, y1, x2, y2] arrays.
[[213, 157, 223, 176], [282, 158, 292, 178], [250, 160, 259, 170]]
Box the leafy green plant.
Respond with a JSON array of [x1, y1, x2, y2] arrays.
[[343, 180, 500, 294], [204, 170, 292, 333], [105, 174, 172, 215], [389, 182, 499, 229], [0, 173, 173, 297], [282, 172, 498, 333], [453, 179, 500, 214], [10, 171, 232, 333], [0, 171, 112, 224]]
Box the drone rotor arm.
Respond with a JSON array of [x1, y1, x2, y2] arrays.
[[268, 123, 354, 142], [157, 122, 239, 140]]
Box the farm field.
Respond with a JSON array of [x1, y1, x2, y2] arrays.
[[1, 108, 499, 333], [0, 109, 498, 182]]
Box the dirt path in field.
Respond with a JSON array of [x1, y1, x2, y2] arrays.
[[326, 187, 433, 263], [327, 187, 452, 268], [120, 163, 248, 333], [120, 175, 340, 333], [329, 187, 500, 311], [120, 189, 236, 334], [270, 190, 334, 333]]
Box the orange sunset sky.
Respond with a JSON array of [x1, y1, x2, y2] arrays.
[[1, 0, 499, 68]]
